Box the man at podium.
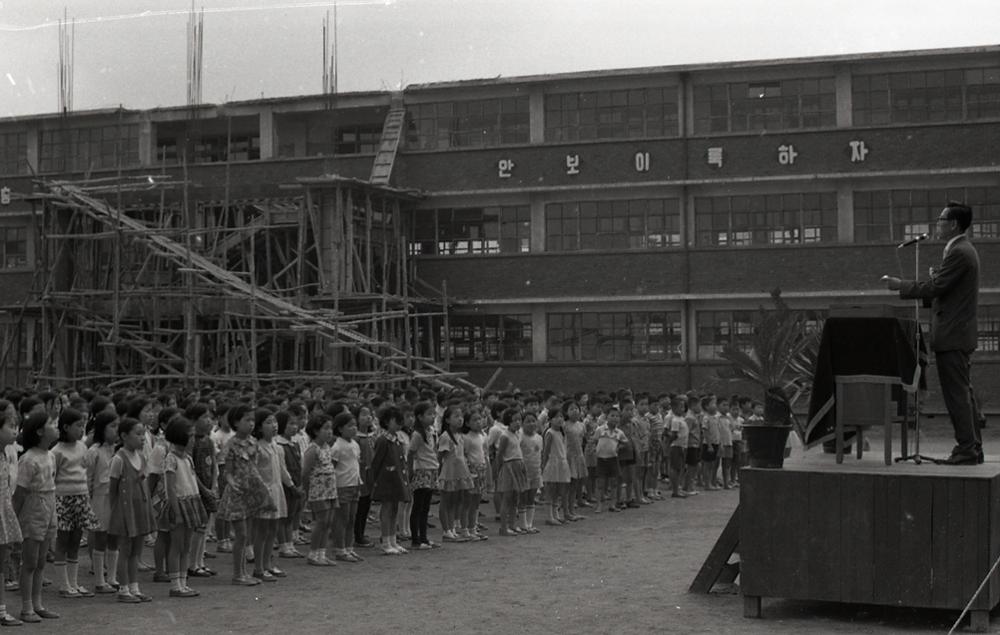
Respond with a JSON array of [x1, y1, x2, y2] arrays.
[[883, 201, 982, 465]]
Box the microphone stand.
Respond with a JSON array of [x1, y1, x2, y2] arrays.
[[896, 237, 933, 464]]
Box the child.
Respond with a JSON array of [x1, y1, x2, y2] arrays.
[[330, 412, 362, 562], [540, 408, 572, 525], [301, 414, 338, 566], [493, 407, 527, 536], [406, 403, 439, 550], [275, 410, 305, 559], [352, 409, 375, 549], [701, 396, 721, 491], [718, 399, 734, 490], [582, 400, 603, 505], [731, 397, 745, 486], [160, 418, 207, 598], [0, 401, 23, 626], [593, 408, 627, 513], [562, 401, 589, 513], [395, 409, 414, 542], [666, 397, 690, 499], [437, 405, 474, 542], [13, 412, 60, 622], [371, 406, 410, 555], [84, 411, 120, 594], [185, 403, 217, 578], [216, 404, 270, 586], [107, 418, 156, 603], [52, 407, 98, 599], [211, 406, 235, 555], [518, 411, 542, 534], [684, 394, 703, 496], [616, 407, 638, 509], [251, 410, 290, 581], [460, 409, 488, 541]]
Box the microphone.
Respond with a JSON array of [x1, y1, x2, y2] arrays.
[[897, 233, 928, 249]]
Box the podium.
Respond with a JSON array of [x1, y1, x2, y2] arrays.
[[805, 316, 926, 460]]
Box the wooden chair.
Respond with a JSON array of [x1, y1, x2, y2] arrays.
[[834, 376, 895, 465]]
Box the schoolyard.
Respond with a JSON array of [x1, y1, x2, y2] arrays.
[[25, 419, 1000, 634]]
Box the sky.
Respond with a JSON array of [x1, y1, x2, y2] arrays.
[[1, 0, 999, 118]]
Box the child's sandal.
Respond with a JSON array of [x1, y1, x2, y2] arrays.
[[0, 613, 23, 626]]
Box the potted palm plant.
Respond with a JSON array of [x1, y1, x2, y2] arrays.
[[718, 289, 822, 468]]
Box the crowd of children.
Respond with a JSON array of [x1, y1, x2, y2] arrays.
[[0, 383, 762, 625]]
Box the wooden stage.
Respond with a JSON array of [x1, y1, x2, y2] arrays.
[[740, 455, 1000, 631]]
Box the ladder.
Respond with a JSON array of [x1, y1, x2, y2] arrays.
[[369, 92, 406, 185]]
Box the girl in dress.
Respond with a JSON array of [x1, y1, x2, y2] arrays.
[[275, 410, 304, 559], [251, 409, 290, 581], [406, 402, 438, 550], [460, 410, 488, 541], [562, 401, 589, 515], [0, 401, 23, 626], [52, 407, 98, 599], [330, 412, 362, 562], [493, 407, 527, 536], [437, 405, 474, 542], [84, 411, 120, 594], [518, 411, 542, 534], [216, 405, 270, 586], [301, 414, 337, 566], [371, 406, 410, 555], [159, 418, 206, 598], [13, 412, 60, 622], [541, 408, 572, 526], [108, 418, 157, 604]]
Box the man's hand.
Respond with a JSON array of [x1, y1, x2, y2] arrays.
[[882, 276, 902, 291]]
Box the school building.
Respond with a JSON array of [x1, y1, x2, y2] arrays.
[[0, 44, 998, 401]]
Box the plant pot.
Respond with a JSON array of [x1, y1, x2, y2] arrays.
[[744, 423, 792, 469]]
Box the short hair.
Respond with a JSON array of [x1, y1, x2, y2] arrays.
[[184, 402, 210, 421], [275, 410, 292, 436], [91, 411, 119, 445], [377, 405, 402, 428], [18, 396, 41, 416], [163, 417, 193, 446], [18, 411, 50, 450], [332, 412, 356, 437], [305, 413, 333, 440], [252, 408, 274, 439], [944, 201, 973, 231], [57, 407, 85, 442]]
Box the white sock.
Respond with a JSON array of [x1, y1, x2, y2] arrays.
[[129, 582, 140, 595], [93, 551, 106, 586], [106, 550, 119, 585], [54, 561, 68, 591], [67, 559, 80, 589]]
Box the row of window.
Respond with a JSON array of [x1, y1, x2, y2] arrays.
[[2, 64, 998, 174], [38, 125, 140, 173], [445, 308, 1000, 362], [410, 188, 1000, 255], [0, 227, 27, 269]]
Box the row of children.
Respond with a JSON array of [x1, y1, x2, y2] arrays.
[[0, 383, 760, 626]]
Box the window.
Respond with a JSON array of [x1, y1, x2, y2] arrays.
[[39, 125, 140, 172], [853, 68, 1000, 125], [854, 186, 1000, 243], [544, 87, 679, 142], [545, 199, 680, 251], [980, 306, 1000, 354], [335, 125, 382, 155], [0, 131, 28, 175], [694, 192, 837, 246], [0, 226, 27, 269], [694, 77, 836, 133], [406, 97, 529, 150], [546, 311, 682, 362], [442, 314, 532, 361], [409, 206, 530, 255], [696, 311, 754, 360]]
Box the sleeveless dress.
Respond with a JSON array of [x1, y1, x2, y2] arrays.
[[217, 436, 271, 521], [541, 429, 572, 484], [108, 449, 156, 538], [495, 430, 528, 493], [305, 442, 338, 505], [0, 449, 23, 545], [255, 440, 288, 520], [564, 420, 588, 479], [437, 432, 474, 492]]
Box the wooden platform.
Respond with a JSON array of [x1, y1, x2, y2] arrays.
[[740, 456, 1000, 632]]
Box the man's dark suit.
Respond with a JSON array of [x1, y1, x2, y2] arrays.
[[898, 234, 981, 456]]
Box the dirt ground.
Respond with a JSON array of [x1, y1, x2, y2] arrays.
[[21, 419, 1000, 634]]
